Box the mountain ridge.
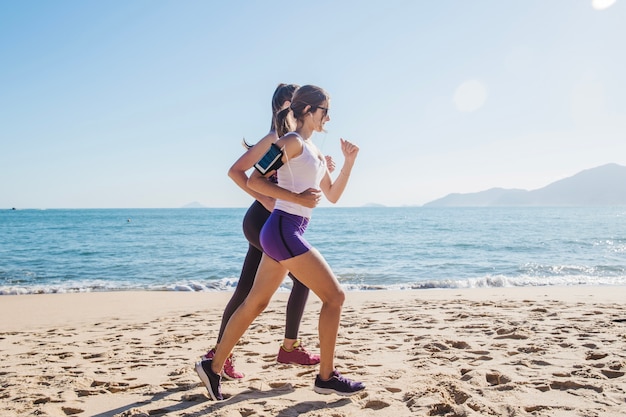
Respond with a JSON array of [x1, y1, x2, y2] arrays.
[[423, 163, 626, 207]]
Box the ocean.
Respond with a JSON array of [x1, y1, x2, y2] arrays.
[[1, 207, 625, 295]]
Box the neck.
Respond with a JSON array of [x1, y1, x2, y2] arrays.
[[295, 122, 314, 140]]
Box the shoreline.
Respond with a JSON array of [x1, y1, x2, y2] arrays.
[[2, 286, 626, 416], [0, 276, 626, 298], [2, 285, 626, 330]]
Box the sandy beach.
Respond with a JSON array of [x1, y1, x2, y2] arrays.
[[1, 286, 625, 417]]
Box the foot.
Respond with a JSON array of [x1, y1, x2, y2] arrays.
[[202, 348, 245, 380], [194, 359, 223, 401], [277, 340, 320, 365], [314, 370, 365, 396]]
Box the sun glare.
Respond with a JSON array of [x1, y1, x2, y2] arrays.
[[591, 0, 617, 10]]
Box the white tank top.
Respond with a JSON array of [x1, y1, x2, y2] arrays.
[[274, 133, 326, 218]]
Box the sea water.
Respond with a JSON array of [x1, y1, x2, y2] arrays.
[[1, 207, 625, 295]]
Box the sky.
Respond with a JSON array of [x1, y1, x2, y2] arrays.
[[1, 0, 625, 209]]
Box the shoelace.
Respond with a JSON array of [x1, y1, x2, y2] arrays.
[[333, 371, 346, 381], [292, 340, 313, 353], [333, 371, 359, 387]]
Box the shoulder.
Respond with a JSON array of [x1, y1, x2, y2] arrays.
[[276, 133, 304, 158], [247, 131, 279, 156], [276, 132, 302, 147], [256, 131, 279, 147], [230, 131, 279, 171]]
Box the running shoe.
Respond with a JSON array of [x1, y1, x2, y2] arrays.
[[194, 359, 223, 401], [201, 348, 245, 380], [276, 340, 320, 365], [314, 370, 365, 396]]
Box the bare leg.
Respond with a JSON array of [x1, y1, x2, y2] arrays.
[[280, 247, 345, 380], [211, 255, 288, 374]]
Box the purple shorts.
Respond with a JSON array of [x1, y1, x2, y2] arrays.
[[260, 210, 311, 262]]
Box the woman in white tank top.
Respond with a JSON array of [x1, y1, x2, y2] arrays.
[[197, 85, 364, 400]]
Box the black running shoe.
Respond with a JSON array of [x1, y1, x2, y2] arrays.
[[314, 370, 365, 396], [195, 359, 223, 401]]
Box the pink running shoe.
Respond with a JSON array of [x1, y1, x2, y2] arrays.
[[201, 348, 245, 380], [277, 340, 320, 365]]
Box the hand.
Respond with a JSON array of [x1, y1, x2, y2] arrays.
[[340, 138, 359, 164], [297, 188, 322, 208], [325, 155, 336, 173]]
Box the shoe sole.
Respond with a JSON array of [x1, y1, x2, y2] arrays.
[[221, 372, 244, 381], [277, 360, 320, 366], [313, 385, 365, 396], [201, 355, 244, 381], [194, 362, 220, 401]]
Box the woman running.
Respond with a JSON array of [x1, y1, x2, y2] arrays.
[[202, 84, 322, 381], [196, 85, 364, 399]]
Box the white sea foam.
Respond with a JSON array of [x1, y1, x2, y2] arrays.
[[3, 274, 626, 295]]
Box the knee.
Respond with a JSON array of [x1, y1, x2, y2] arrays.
[[325, 288, 345, 309], [337, 289, 346, 306], [243, 297, 270, 316]]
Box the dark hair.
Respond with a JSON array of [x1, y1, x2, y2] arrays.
[[271, 83, 298, 136], [274, 85, 329, 136]]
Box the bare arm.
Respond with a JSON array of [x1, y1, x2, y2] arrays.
[[227, 132, 277, 211], [247, 134, 322, 209], [320, 138, 359, 204]]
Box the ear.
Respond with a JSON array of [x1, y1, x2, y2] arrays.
[[303, 105, 311, 114]]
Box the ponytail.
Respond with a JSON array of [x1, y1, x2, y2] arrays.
[[271, 83, 298, 135], [274, 107, 294, 137], [270, 84, 328, 137]]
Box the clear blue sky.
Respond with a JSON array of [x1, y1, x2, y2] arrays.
[[1, 0, 624, 208]]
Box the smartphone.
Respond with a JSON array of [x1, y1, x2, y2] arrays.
[[254, 143, 284, 175]]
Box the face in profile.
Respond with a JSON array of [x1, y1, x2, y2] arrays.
[[312, 101, 330, 132]]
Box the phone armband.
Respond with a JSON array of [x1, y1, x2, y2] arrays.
[[254, 143, 284, 175]]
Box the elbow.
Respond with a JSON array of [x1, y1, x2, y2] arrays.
[[247, 175, 259, 192], [227, 166, 237, 180]]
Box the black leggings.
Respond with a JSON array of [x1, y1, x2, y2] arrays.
[[217, 200, 310, 342]]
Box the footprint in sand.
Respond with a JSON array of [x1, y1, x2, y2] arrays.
[[363, 399, 390, 410], [549, 380, 603, 393], [494, 327, 531, 340], [296, 369, 317, 377], [61, 406, 84, 415], [447, 340, 471, 349], [601, 369, 625, 378], [586, 351, 608, 360], [485, 371, 511, 386]]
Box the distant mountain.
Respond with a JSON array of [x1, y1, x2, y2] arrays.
[[424, 163, 626, 207]]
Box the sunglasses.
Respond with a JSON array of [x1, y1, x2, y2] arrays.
[[316, 106, 329, 117]]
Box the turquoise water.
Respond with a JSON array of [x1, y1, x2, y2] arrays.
[[1, 207, 625, 294]]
